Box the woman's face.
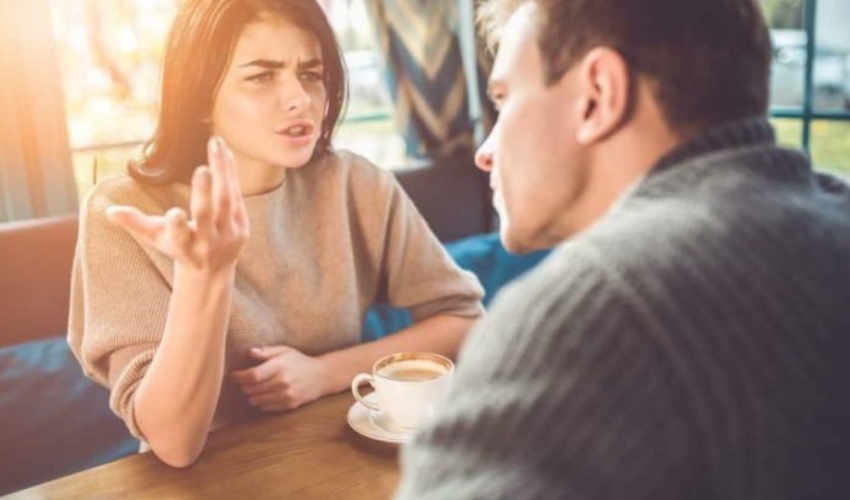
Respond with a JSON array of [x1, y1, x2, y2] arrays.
[[211, 15, 327, 191]]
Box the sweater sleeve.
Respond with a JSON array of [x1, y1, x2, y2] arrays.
[[395, 248, 696, 500], [378, 173, 484, 322], [67, 177, 172, 439]]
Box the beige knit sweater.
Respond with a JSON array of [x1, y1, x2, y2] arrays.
[[68, 150, 484, 438]]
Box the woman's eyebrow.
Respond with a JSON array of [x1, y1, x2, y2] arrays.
[[239, 59, 285, 69], [298, 59, 324, 70], [238, 59, 324, 70]]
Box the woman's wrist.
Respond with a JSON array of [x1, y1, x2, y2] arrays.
[[173, 263, 236, 286], [316, 351, 350, 394]]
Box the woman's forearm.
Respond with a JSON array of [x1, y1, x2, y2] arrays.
[[132, 266, 235, 467], [318, 314, 480, 395]]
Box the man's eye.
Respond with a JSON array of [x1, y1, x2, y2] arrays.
[[491, 93, 505, 110], [247, 71, 275, 83], [299, 71, 323, 82]]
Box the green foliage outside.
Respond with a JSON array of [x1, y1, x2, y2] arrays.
[[772, 119, 850, 175], [760, 0, 804, 29]]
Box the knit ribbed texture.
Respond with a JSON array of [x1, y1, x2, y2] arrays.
[[67, 150, 484, 439], [396, 118, 850, 500]]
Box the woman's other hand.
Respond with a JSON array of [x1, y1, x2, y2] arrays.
[[106, 136, 250, 274], [232, 345, 334, 412]]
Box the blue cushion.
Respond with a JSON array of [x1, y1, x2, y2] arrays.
[[444, 232, 550, 306], [0, 338, 138, 495], [362, 232, 550, 341]]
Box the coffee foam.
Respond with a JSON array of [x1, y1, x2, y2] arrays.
[[378, 359, 447, 380]]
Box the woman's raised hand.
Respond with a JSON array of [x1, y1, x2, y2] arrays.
[[107, 137, 250, 274]]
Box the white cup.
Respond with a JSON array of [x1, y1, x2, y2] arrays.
[[351, 352, 454, 431]]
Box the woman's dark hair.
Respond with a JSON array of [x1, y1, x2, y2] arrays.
[[478, 0, 773, 136], [130, 0, 347, 185]]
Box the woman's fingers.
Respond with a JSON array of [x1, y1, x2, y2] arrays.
[[107, 206, 194, 264], [259, 405, 289, 413], [207, 137, 249, 240], [111, 136, 247, 272], [248, 392, 293, 409], [239, 376, 284, 396], [163, 207, 191, 256], [106, 205, 161, 243], [208, 137, 232, 228], [224, 144, 248, 230], [231, 361, 276, 386], [190, 166, 213, 240]]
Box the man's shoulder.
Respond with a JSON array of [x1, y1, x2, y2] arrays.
[[475, 242, 625, 343]]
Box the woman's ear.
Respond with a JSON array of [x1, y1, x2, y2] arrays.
[[574, 47, 632, 145]]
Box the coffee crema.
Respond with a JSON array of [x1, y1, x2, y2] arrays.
[[378, 360, 447, 382]]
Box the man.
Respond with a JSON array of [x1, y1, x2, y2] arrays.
[[394, 0, 850, 498]]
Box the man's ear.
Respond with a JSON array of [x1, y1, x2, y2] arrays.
[[573, 47, 631, 145]]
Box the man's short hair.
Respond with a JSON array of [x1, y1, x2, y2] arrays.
[[478, 0, 773, 135]]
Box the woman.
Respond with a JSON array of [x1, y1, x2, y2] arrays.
[[68, 0, 483, 468]]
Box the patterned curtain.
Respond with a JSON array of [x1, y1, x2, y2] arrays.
[[0, 0, 78, 223], [365, 0, 489, 161]]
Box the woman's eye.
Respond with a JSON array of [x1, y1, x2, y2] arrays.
[[299, 71, 323, 83], [247, 71, 275, 83]]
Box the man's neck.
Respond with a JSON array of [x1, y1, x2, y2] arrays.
[[560, 112, 682, 236]]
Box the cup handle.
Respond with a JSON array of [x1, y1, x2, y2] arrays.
[[351, 373, 380, 412]]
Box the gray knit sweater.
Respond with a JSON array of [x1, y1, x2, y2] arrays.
[[395, 118, 850, 500]]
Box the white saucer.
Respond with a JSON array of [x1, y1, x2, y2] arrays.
[[346, 393, 413, 444]]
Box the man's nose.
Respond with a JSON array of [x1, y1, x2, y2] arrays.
[[475, 135, 494, 172]]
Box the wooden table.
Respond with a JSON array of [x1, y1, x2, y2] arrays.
[[6, 394, 400, 499]]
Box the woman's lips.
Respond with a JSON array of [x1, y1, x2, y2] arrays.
[[275, 122, 315, 145]]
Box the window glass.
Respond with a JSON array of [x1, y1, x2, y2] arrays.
[[770, 118, 804, 148], [324, 0, 405, 168], [811, 121, 850, 174], [813, 0, 850, 112], [762, 0, 806, 110], [52, 0, 176, 197], [760, 0, 850, 177], [52, 0, 403, 200]]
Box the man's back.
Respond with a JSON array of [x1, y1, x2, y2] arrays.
[[396, 118, 850, 499]]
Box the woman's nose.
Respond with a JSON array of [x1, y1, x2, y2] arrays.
[[280, 79, 311, 114]]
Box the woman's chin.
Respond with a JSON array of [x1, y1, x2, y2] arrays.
[[275, 143, 319, 169]]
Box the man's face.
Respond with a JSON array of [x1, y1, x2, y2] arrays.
[[475, 3, 588, 253]]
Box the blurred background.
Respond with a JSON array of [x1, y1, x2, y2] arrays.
[[49, 0, 404, 199], [0, 0, 848, 222]]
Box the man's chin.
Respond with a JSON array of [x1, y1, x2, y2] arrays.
[[500, 222, 568, 254], [500, 227, 543, 254]]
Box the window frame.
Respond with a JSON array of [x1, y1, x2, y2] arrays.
[[771, 0, 850, 153]]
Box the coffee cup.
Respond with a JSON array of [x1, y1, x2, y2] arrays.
[[351, 352, 453, 432]]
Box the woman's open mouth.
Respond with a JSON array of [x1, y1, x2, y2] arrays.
[[275, 122, 315, 143]]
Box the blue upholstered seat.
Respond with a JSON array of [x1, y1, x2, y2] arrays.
[[0, 338, 139, 494]]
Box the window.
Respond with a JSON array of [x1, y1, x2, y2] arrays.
[[52, 0, 850, 201], [761, 0, 850, 175], [51, 0, 176, 199], [51, 0, 403, 200], [323, 0, 405, 168]]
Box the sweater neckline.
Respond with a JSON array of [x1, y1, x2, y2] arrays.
[[242, 177, 287, 203], [652, 116, 776, 175]]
